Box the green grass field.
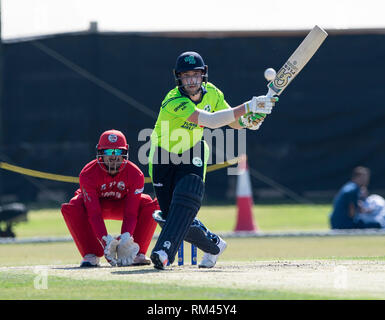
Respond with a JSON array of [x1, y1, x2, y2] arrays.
[[10, 204, 332, 238], [1, 204, 385, 300]]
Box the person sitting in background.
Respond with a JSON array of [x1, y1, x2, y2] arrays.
[[354, 193, 385, 228], [330, 166, 382, 229]]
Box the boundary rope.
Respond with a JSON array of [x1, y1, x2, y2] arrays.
[[0, 157, 242, 184]]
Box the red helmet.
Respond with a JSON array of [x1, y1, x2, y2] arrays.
[[96, 129, 129, 174], [97, 129, 128, 151]]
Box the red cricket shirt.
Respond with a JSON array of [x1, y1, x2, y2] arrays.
[[78, 159, 144, 242]]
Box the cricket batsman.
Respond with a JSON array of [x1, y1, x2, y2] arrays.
[[61, 129, 159, 267], [149, 51, 278, 269]]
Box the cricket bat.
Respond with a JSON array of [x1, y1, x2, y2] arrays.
[[266, 25, 328, 97]]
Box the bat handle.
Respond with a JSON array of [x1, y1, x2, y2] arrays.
[[265, 85, 276, 98]]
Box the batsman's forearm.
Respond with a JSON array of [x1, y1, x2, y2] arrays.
[[228, 119, 243, 129], [196, 109, 234, 129], [191, 104, 246, 129], [233, 104, 248, 119], [227, 104, 249, 129]]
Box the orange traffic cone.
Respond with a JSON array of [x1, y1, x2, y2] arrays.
[[234, 155, 258, 232]]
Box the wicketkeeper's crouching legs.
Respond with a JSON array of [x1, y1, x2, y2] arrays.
[[61, 192, 104, 258], [61, 192, 159, 265]]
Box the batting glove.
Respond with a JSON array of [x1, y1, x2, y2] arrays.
[[239, 112, 265, 130], [244, 96, 278, 114], [117, 232, 140, 267], [102, 234, 119, 266]]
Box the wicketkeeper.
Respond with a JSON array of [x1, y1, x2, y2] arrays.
[[149, 51, 278, 269], [61, 129, 159, 267]]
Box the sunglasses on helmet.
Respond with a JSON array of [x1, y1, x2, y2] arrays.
[[102, 149, 124, 156]]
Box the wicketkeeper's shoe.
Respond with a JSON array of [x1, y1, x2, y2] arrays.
[[133, 253, 151, 266], [80, 254, 100, 268], [150, 250, 169, 270], [198, 237, 227, 268]]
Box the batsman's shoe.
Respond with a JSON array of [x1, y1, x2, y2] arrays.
[[198, 237, 227, 268], [80, 254, 100, 268], [133, 253, 151, 266], [150, 250, 169, 270]]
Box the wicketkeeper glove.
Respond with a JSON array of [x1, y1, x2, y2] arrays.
[[102, 234, 119, 266], [117, 232, 140, 267]]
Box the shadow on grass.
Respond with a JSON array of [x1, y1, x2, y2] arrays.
[[51, 264, 230, 275]]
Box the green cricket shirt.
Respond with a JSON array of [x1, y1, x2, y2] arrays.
[[148, 82, 231, 178], [150, 82, 231, 154]]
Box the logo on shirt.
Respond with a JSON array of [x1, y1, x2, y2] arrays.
[[174, 102, 188, 112], [204, 104, 211, 112], [181, 121, 197, 130], [101, 191, 122, 199], [108, 134, 118, 143], [192, 157, 203, 167], [101, 184, 106, 191], [153, 182, 163, 187], [117, 181, 125, 191], [82, 188, 91, 202], [184, 55, 196, 65], [163, 241, 171, 249]]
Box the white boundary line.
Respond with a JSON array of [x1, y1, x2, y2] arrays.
[[1, 229, 385, 244]]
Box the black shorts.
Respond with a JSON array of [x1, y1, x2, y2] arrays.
[[150, 141, 208, 217]]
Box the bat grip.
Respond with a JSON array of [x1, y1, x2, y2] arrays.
[[265, 86, 276, 98]]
